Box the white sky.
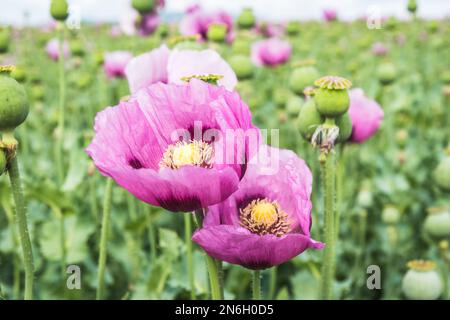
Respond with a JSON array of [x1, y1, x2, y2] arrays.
[[1, 0, 449, 26]]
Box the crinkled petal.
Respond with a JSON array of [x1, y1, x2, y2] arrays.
[[125, 45, 170, 94], [167, 49, 237, 90], [193, 225, 324, 269]]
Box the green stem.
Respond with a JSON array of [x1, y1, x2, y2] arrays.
[[319, 150, 336, 300], [96, 178, 113, 300], [252, 270, 261, 300], [8, 156, 34, 300], [268, 267, 277, 299], [194, 209, 223, 300], [146, 206, 157, 262], [60, 215, 67, 279], [184, 214, 196, 300], [56, 22, 66, 183], [205, 255, 222, 300]]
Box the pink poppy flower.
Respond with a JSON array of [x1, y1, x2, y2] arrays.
[[255, 22, 285, 38], [323, 9, 337, 22], [125, 45, 237, 94], [193, 145, 324, 269], [179, 7, 233, 40], [372, 42, 388, 56], [45, 38, 70, 61], [251, 38, 292, 67], [348, 88, 384, 143], [103, 51, 133, 79], [86, 79, 260, 212]]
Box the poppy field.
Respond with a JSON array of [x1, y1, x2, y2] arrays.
[[0, 0, 449, 301]]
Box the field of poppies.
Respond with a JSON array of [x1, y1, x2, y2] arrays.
[[0, 0, 449, 301]]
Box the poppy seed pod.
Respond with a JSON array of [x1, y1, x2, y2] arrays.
[[289, 66, 320, 95], [297, 99, 322, 141], [314, 76, 351, 118], [335, 112, 352, 143], [10, 66, 26, 83], [237, 8, 255, 29], [286, 95, 303, 117], [424, 207, 450, 238], [0, 75, 29, 131], [70, 39, 85, 57], [0, 28, 10, 53], [433, 154, 450, 191], [407, 0, 417, 14], [286, 21, 301, 36], [0, 150, 6, 175], [228, 55, 254, 80], [132, 0, 156, 15], [207, 23, 227, 42], [377, 63, 397, 85], [382, 205, 401, 224], [50, 0, 69, 21], [402, 260, 442, 300]]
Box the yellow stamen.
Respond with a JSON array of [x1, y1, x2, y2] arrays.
[[240, 198, 291, 237], [160, 140, 214, 169], [406, 260, 436, 272], [251, 201, 278, 227]]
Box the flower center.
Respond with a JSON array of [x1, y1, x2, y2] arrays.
[[240, 198, 291, 237], [159, 140, 214, 169]]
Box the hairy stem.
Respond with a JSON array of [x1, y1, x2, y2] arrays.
[[8, 156, 34, 300], [96, 178, 113, 300]]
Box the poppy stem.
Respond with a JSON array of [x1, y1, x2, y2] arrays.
[[194, 209, 223, 300], [252, 270, 261, 300], [319, 149, 336, 300], [7, 155, 34, 300], [184, 214, 196, 300], [55, 21, 66, 184], [96, 178, 113, 300]]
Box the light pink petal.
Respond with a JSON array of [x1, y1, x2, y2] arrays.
[[125, 45, 170, 94], [167, 49, 237, 90]]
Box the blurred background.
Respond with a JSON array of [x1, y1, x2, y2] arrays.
[[2, 0, 450, 26]]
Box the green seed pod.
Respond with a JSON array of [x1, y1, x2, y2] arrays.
[[0, 76, 29, 131], [232, 38, 251, 55], [335, 112, 352, 143], [424, 208, 450, 238], [70, 39, 85, 56], [395, 129, 408, 148], [286, 21, 301, 36], [76, 72, 92, 89], [382, 205, 401, 224], [407, 0, 417, 14], [31, 85, 45, 101], [10, 66, 26, 83], [207, 23, 227, 42], [0, 150, 6, 175], [237, 8, 255, 29], [50, 0, 69, 21], [433, 155, 450, 191], [402, 260, 442, 300], [93, 51, 104, 67], [228, 55, 254, 80], [314, 88, 350, 117], [285, 95, 303, 117], [289, 66, 320, 95], [377, 63, 397, 85], [131, 0, 155, 15], [297, 99, 323, 141], [357, 186, 373, 208], [0, 28, 10, 54], [157, 23, 169, 38], [273, 87, 291, 108]]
